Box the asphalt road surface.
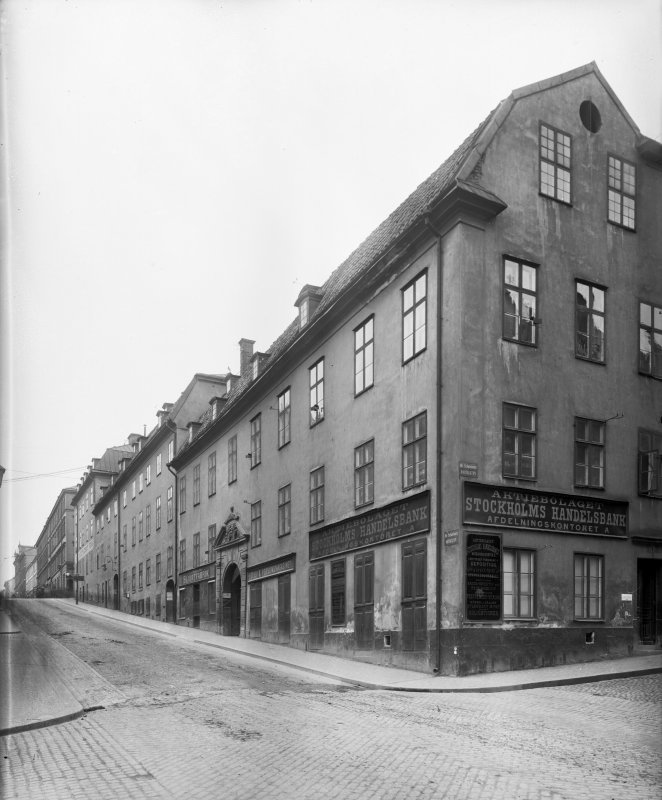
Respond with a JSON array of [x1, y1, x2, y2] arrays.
[[2, 600, 660, 800]]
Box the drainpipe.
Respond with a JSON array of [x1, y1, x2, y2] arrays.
[[166, 419, 179, 624], [116, 493, 121, 612], [424, 217, 443, 675]]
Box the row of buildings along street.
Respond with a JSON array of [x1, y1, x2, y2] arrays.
[[6, 62, 662, 677]]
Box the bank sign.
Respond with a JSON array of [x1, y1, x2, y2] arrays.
[[463, 482, 628, 538], [310, 491, 430, 560]]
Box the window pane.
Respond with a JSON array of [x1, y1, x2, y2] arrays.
[[518, 408, 535, 431], [504, 260, 519, 286], [521, 265, 536, 292]]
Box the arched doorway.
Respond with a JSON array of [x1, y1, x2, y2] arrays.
[[222, 563, 242, 636], [165, 580, 176, 623], [113, 574, 119, 610]]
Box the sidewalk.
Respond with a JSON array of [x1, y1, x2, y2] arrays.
[[2, 597, 661, 737], [56, 597, 662, 692]]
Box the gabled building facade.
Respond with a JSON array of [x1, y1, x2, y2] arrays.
[[87, 373, 228, 624], [71, 444, 135, 605], [172, 63, 661, 676]]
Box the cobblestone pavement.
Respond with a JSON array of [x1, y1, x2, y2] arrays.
[[2, 602, 660, 800]]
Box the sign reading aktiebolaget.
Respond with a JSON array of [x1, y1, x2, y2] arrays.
[[180, 564, 215, 586], [309, 491, 430, 560], [463, 482, 628, 537]]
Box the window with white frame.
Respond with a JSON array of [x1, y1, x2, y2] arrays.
[[576, 281, 605, 363], [208, 452, 217, 496], [638, 429, 662, 498], [139, 474, 144, 493], [138, 511, 143, 541], [608, 155, 635, 230], [168, 440, 174, 463], [193, 532, 200, 568], [503, 257, 537, 345], [156, 453, 162, 476], [179, 539, 186, 572], [574, 554, 603, 620], [179, 475, 186, 514], [278, 484, 291, 537], [155, 496, 161, 530], [146, 504, 152, 536], [310, 467, 325, 525], [309, 358, 324, 425], [278, 388, 291, 448], [167, 486, 173, 522], [639, 301, 662, 378], [193, 464, 200, 506], [354, 316, 374, 395], [503, 549, 535, 618], [575, 418, 605, 489], [354, 440, 374, 508], [402, 271, 427, 362], [250, 415, 261, 466], [250, 501, 262, 547], [228, 435, 238, 484], [539, 123, 571, 203], [503, 403, 536, 479], [155, 553, 161, 583], [403, 412, 427, 489], [146, 464, 151, 485]]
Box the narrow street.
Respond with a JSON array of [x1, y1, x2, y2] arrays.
[[2, 600, 661, 800]]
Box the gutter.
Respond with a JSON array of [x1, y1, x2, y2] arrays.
[[424, 217, 444, 675]]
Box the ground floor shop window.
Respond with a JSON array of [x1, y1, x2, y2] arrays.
[[574, 553, 603, 620], [503, 549, 535, 618], [179, 587, 186, 619], [354, 551, 374, 649], [250, 583, 262, 636]]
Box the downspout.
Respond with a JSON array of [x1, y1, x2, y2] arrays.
[[166, 419, 179, 624], [424, 217, 443, 675], [116, 492, 121, 612]]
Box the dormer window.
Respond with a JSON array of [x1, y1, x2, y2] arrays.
[[295, 285, 323, 331], [299, 300, 309, 328], [252, 358, 259, 380]]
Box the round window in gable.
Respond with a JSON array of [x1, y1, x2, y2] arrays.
[[580, 100, 601, 133]]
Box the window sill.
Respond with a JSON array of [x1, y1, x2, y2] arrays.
[[402, 347, 427, 366], [502, 475, 537, 483], [354, 384, 374, 399], [573, 618, 605, 624], [538, 192, 572, 207], [638, 370, 662, 381], [607, 220, 636, 233], [574, 484, 605, 492], [575, 354, 606, 366], [501, 337, 537, 349]]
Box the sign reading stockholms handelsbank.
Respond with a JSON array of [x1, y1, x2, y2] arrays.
[[463, 482, 628, 538], [309, 491, 430, 560]]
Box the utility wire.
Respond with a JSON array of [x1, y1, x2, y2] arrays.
[[3, 466, 87, 483]]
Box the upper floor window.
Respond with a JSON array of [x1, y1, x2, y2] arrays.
[[155, 496, 161, 530], [575, 418, 605, 489], [146, 464, 151, 485], [310, 467, 325, 525], [575, 281, 605, 363], [179, 539, 186, 572], [208, 452, 217, 497], [166, 486, 174, 522], [355, 440, 374, 508], [146, 504, 152, 536], [402, 271, 427, 362], [208, 524, 217, 563], [403, 412, 427, 489], [250, 415, 262, 467], [122, 489, 127, 508], [193, 464, 201, 506], [139, 474, 144, 493], [503, 258, 537, 345], [638, 429, 662, 498], [278, 484, 291, 537], [309, 358, 324, 425], [250, 501, 262, 548], [113, 500, 118, 517], [639, 302, 662, 378], [193, 532, 200, 568], [539, 123, 571, 203], [156, 453, 162, 476], [138, 511, 144, 541], [574, 554, 603, 620], [179, 475, 186, 514], [503, 403, 536, 480], [277, 388, 291, 448], [155, 553, 161, 583], [168, 439, 174, 463], [503, 549, 535, 619], [608, 155, 636, 230], [228, 435, 238, 484], [354, 316, 374, 396], [132, 480, 136, 499]]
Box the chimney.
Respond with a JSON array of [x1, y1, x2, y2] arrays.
[[239, 338, 255, 379]]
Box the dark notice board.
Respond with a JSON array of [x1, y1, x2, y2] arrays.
[[466, 533, 501, 621]]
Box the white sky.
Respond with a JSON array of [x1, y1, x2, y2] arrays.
[[1, 0, 660, 584]]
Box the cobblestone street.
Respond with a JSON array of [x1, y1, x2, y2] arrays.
[[2, 602, 660, 800]]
